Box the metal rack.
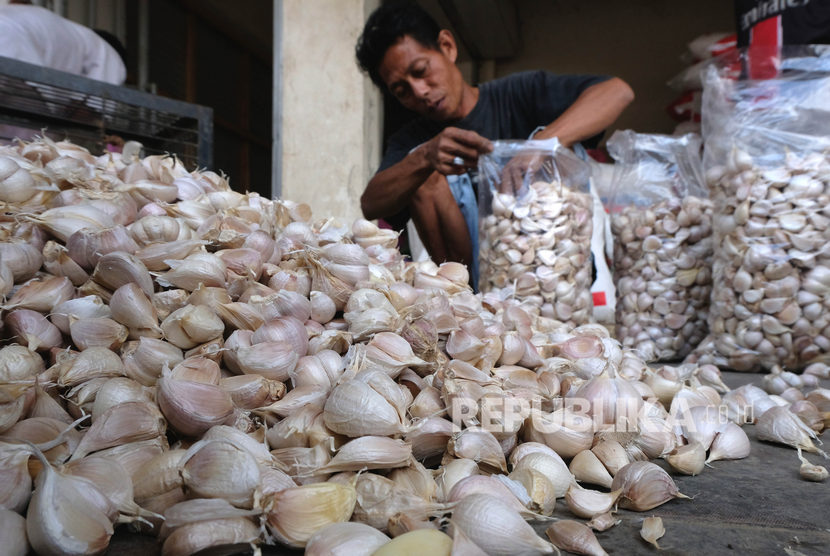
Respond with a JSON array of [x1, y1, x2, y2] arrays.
[[0, 56, 212, 169]]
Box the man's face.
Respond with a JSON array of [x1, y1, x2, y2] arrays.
[[378, 32, 465, 122]]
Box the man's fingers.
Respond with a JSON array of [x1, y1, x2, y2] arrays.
[[445, 127, 493, 154]]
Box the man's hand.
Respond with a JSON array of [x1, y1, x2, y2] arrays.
[[499, 151, 554, 195], [419, 127, 493, 175]]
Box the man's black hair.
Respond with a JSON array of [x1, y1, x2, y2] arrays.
[[355, 0, 442, 89]]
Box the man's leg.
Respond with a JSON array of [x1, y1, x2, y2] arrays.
[[409, 172, 472, 266]]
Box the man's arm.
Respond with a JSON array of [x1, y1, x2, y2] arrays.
[[533, 77, 634, 147], [360, 127, 492, 221]]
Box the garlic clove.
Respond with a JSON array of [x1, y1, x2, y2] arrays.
[[0, 343, 46, 382], [405, 416, 453, 461], [797, 449, 829, 482], [56, 346, 125, 388], [156, 376, 234, 437], [546, 519, 608, 556], [591, 438, 632, 477], [4, 309, 63, 352], [160, 304, 224, 350], [324, 377, 407, 437], [132, 448, 188, 501], [90, 377, 154, 421], [305, 522, 390, 556], [160, 517, 261, 556], [0, 508, 28, 556], [109, 282, 162, 339], [451, 493, 554, 556], [611, 461, 689, 511], [3, 275, 75, 313], [122, 336, 184, 386], [513, 451, 575, 498], [91, 251, 154, 296], [564, 484, 622, 519], [25, 445, 115, 556], [388, 460, 438, 501], [509, 441, 560, 469], [255, 384, 328, 419], [223, 339, 298, 381], [756, 406, 826, 456], [373, 528, 453, 555], [220, 374, 285, 410], [316, 436, 412, 474], [435, 458, 479, 502], [69, 316, 129, 351], [180, 438, 261, 508], [507, 467, 557, 516], [70, 400, 166, 461], [586, 511, 620, 532], [447, 474, 529, 515], [636, 516, 665, 550], [448, 426, 507, 472], [386, 512, 438, 538], [666, 441, 706, 475], [706, 422, 751, 463], [264, 481, 357, 548]]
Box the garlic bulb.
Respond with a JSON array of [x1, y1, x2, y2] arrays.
[[451, 493, 554, 556], [546, 519, 608, 556], [611, 461, 689, 511]]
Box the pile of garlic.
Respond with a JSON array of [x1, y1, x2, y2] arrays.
[[0, 137, 826, 556], [612, 195, 713, 362], [692, 148, 830, 371], [479, 180, 594, 327]]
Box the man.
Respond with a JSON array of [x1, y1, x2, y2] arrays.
[[0, 1, 126, 85], [355, 0, 633, 278]]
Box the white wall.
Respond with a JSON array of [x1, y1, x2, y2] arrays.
[[494, 0, 735, 137], [277, 0, 381, 223]]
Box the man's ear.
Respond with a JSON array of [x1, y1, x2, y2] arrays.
[[437, 29, 458, 64]]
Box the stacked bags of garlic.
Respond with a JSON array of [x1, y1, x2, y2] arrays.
[[691, 46, 830, 371], [0, 135, 825, 556], [606, 130, 713, 362], [477, 138, 594, 326]]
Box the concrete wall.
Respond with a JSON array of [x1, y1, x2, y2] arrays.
[[494, 0, 735, 137], [277, 0, 381, 223]]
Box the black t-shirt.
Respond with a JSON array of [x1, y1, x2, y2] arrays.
[[735, 0, 830, 47], [378, 70, 609, 172]]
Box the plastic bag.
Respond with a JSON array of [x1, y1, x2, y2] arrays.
[[477, 138, 594, 327], [606, 131, 712, 362], [693, 45, 830, 371]]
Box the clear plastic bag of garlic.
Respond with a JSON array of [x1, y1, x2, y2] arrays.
[[477, 138, 594, 326], [690, 46, 830, 371], [605, 130, 713, 362]]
